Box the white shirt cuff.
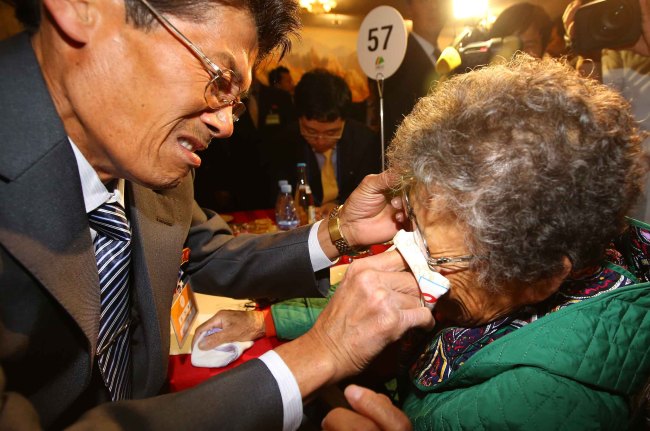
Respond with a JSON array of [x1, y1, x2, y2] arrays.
[[308, 220, 337, 272], [259, 350, 303, 431]]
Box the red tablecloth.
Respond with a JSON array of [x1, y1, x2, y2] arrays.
[[168, 336, 284, 392], [226, 209, 276, 224]]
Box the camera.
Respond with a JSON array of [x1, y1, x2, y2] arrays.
[[571, 0, 641, 53], [436, 29, 522, 76]]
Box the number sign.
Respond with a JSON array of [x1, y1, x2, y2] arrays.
[[357, 6, 407, 80]]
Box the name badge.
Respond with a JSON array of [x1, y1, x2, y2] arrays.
[[171, 248, 198, 347]]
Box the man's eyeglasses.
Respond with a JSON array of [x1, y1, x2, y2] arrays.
[[299, 123, 345, 142], [402, 186, 474, 272], [137, 0, 246, 121]]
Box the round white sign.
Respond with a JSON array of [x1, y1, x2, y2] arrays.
[[357, 6, 408, 80]]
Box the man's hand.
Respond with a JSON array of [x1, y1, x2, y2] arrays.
[[274, 250, 435, 398], [338, 170, 406, 249], [322, 385, 412, 431], [193, 310, 265, 350]]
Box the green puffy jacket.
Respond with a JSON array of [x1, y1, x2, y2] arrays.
[[402, 281, 650, 430]]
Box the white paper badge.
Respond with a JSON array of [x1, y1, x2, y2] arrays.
[[357, 6, 408, 80]]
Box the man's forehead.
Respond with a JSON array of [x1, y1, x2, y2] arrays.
[[302, 118, 344, 129]]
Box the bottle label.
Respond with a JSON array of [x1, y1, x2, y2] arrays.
[[307, 206, 317, 224]]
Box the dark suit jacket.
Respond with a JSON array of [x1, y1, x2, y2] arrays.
[[370, 33, 440, 143], [267, 120, 381, 206], [0, 33, 328, 430]]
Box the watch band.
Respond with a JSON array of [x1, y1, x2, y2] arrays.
[[328, 205, 353, 255]]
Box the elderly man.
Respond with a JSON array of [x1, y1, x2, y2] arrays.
[[0, 0, 432, 429]]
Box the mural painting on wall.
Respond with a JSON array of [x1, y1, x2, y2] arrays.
[[256, 25, 370, 103]]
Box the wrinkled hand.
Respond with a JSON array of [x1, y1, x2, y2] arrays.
[[193, 309, 265, 350], [322, 385, 412, 431], [306, 250, 434, 383], [339, 170, 406, 248]]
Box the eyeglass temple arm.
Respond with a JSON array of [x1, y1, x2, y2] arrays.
[[429, 256, 473, 265], [137, 0, 219, 74]]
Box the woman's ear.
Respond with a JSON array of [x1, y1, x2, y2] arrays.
[[43, 0, 96, 44], [527, 256, 573, 303]]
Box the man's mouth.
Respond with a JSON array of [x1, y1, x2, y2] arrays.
[[179, 137, 207, 153]]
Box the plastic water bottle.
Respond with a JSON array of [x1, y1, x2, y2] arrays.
[[275, 184, 299, 230]]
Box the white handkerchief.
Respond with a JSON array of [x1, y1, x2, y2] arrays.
[[393, 229, 451, 310], [191, 330, 254, 368]]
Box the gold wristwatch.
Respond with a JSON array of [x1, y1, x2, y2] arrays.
[[327, 205, 353, 255]]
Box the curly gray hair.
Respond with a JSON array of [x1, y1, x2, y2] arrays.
[[388, 55, 646, 289]]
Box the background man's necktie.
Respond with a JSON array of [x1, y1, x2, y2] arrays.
[[321, 148, 339, 205], [88, 201, 132, 401]]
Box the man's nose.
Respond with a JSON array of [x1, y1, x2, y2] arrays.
[[200, 107, 234, 138]]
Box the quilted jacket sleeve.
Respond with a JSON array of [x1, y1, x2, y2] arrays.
[[270, 283, 338, 340], [402, 366, 629, 431]]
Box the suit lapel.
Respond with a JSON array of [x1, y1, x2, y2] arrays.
[[127, 178, 193, 396], [0, 139, 102, 355], [0, 34, 101, 355]]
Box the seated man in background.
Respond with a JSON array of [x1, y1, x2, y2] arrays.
[[267, 69, 381, 215], [269, 65, 295, 95], [258, 65, 297, 131]]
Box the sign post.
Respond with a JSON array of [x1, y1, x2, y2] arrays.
[[357, 6, 407, 169]]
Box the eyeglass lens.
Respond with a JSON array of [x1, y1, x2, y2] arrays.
[[204, 71, 246, 121]]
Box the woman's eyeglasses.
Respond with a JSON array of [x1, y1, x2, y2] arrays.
[[402, 186, 474, 273]]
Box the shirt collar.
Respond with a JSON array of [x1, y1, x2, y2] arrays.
[[69, 138, 124, 213]]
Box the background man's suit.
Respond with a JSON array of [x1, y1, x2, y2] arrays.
[[267, 119, 381, 206], [370, 33, 440, 144], [0, 33, 328, 429]]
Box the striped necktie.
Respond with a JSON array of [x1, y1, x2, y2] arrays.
[[88, 201, 132, 401], [321, 148, 339, 205]]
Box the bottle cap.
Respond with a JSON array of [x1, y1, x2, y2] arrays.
[[305, 186, 312, 193], [278, 179, 288, 187], [281, 184, 292, 193], [296, 162, 307, 167]]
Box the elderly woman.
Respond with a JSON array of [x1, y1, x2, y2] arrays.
[[381, 55, 650, 430], [197, 57, 650, 430]]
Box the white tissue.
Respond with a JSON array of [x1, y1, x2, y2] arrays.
[[191, 330, 254, 368], [393, 229, 450, 310]]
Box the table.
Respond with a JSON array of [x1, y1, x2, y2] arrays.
[[167, 263, 350, 392]]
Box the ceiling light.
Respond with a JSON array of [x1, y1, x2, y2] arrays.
[[453, 0, 488, 20], [299, 0, 337, 14]]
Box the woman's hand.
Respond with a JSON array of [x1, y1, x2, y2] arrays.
[[322, 385, 412, 431], [193, 309, 265, 350]]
